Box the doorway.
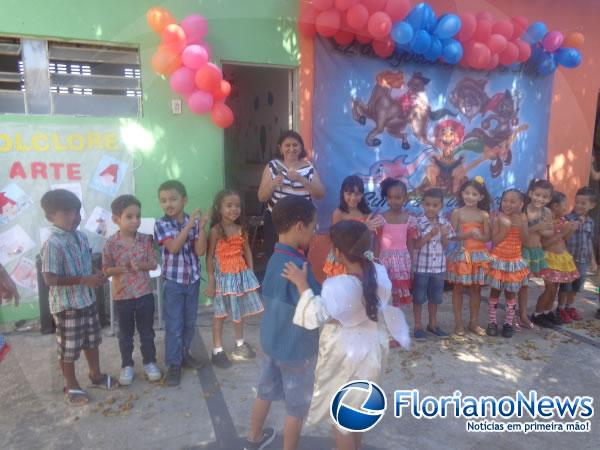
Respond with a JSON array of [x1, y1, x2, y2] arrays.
[[222, 62, 297, 273]]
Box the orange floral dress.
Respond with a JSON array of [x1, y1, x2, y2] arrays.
[[487, 226, 529, 292], [446, 222, 490, 285]]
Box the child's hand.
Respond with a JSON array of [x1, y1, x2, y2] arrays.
[[440, 224, 451, 237], [366, 214, 384, 230], [129, 259, 140, 272], [509, 213, 523, 227], [469, 228, 483, 239], [282, 262, 310, 293], [189, 208, 202, 223], [83, 272, 105, 289], [204, 282, 216, 299], [199, 211, 210, 229], [429, 225, 440, 237]]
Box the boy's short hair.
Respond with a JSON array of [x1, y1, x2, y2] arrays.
[[158, 180, 187, 198], [111, 195, 141, 216], [271, 197, 316, 234], [575, 186, 597, 203], [40, 189, 81, 220], [423, 188, 444, 202]]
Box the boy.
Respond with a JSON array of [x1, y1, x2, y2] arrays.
[[40, 189, 117, 406], [154, 180, 208, 386], [245, 196, 320, 450], [411, 188, 455, 339], [558, 186, 597, 321], [103, 195, 160, 385]]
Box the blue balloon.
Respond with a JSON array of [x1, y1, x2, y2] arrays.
[[537, 52, 557, 75], [391, 21, 414, 45], [406, 3, 433, 30], [556, 47, 582, 68], [434, 14, 462, 40], [530, 45, 545, 64], [441, 39, 463, 64], [410, 29, 432, 54], [423, 5, 437, 33], [424, 38, 443, 62], [524, 22, 548, 44]]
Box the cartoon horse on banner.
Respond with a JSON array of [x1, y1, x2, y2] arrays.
[[352, 71, 456, 149]]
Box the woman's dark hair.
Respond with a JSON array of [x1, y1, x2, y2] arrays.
[[339, 175, 371, 214], [276, 130, 307, 160], [380, 177, 408, 199], [549, 191, 567, 208], [499, 189, 525, 213], [330, 220, 379, 322], [524, 178, 553, 209], [209, 189, 246, 239], [457, 178, 491, 212]]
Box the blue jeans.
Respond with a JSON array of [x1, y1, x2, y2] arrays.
[[163, 279, 200, 368], [412, 272, 445, 305], [115, 294, 156, 368]]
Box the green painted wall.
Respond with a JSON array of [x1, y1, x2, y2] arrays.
[[0, 0, 300, 323]]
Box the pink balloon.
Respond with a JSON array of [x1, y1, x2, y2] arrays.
[[385, 0, 411, 22], [187, 90, 214, 115], [510, 16, 529, 39], [542, 31, 564, 52], [473, 19, 492, 43], [316, 9, 341, 37], [313, 0, 334, 11], [368, 12, 392, 39], [515, 39, 532, 62], [335, 0, 358, 11], [363, 0, 387, 15], [492, 20, 514, 39], [346, 3, 369, 30], [182, 45, 208, 70], [180, 14, 208, 45], [456, 12, 477, 42], [170, 67, 197, 96], [466, 42, 491, 69], [477, 11, 494, 22], [487, 34, 508, 54], [499, 42, 519, 65]]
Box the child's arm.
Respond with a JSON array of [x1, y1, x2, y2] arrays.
[[490, 215, 510, 245], [203, 227, 219, 299], [43, 272, 104, 289], [413, 226, 438, 249], [131, 236, 159, 272], [562, 219, 579, 242], [193, 212, 210, 257], [331, 208, 343, 225], [0, 263, 20, 306], [283, 262, 331, 329], [478, 212, 491, 242], [517, 213, 529, 243], [102, 240, 128, 277], [243, 233, 254, 271], [449, 209, 470, 240]]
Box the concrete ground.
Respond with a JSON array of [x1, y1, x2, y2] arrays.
[[1, 279, 599, 450]]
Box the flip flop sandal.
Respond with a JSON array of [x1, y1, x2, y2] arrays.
[[63, 388, 89, 406], [89, 374, 119, 390], [469, 325, 486, 336]]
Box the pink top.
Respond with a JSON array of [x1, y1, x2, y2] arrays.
[[379, 217, 416, 252]]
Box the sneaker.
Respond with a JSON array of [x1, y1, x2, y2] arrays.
[[486, 323, 498, 337], [165, 366, 181, 387], [547, 311, 562, 326], [143, 362, 162, 382], [414, 329, 427, 340], [557, 308, 572, 324], [211, 350, 232, 369], [502, 324, 514, 338], [531, 313, 553, 328], [427, 326, 449, 337], [244, 427, 276, 450], [230, 342, 256, 361], [119, 366, 134, 386], [566, 307, 583, 321], [183, 352, 206, 370]]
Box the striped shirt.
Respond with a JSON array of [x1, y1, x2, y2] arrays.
[[154, 214, 200, 285], [412, 214, 455, 274], [41, 226, 95, 314], [565, 212, 594, 263], [267, 159, 314, 211]]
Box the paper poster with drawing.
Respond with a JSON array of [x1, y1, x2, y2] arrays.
[[0, 182, 33, 225], [50, 182, 86, 221], [89, 155, 128, 197], [84, 206, 117, 238], [0, 225, 36, 265], [10, 258, 37, 292]]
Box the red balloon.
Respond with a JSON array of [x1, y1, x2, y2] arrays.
[[485, 53, 500, 70], [335, 0, 358, 11], [195, 64, 222, 93], [211, 102, 234, 128], [313, 0, 335, 11], [498, 42, 519, 65], [477, 11, 494, 22], [368, 12, 392, 39], [363, 0, 387, 15], [492, 20, 514, 39], [385, 0, 411, 22], [473, 19, 492, 43], [515, 39, 532, 62], [213, 79, 232, 101], [151, 47, 181, 76], [299, 5, 319, 37], [162, 24, 187, 54], [456, 13, 477, 42], [346, 3, 369, 30], [466, 42, 491, 69], [487, 34, 508, 54], [510, 16, 529, 39], [355, 28, 373, 44], [334, 29, 355, 45], [316, 9, 341, 37], [372, 37, 394, 58]]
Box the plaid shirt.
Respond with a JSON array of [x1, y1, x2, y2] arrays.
[[412, 214, 455, 274], [154, 214, 200, 284], [565, 212, 594, 263], [41, 226, 95, 314]]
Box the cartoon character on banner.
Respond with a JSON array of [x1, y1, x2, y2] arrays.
[[0, 192, 17, 222], [352, 71, 456, 149], [99, 164, 119, 187], [359, 151, 432, 187]]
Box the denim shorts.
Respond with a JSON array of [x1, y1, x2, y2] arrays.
[[257, 355, 317, 418], [412, 272, 445, 305], [559, 263, 588, 293]]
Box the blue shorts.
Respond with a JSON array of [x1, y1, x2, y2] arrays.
[[559, 263, 588, 293], [257, 355, 317, 418], [412, 272, 445, 305]]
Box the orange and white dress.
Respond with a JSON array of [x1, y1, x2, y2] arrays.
[[323, 217, 367, 278], [446, 222, 490, 285], [486, 226, 529, 292]]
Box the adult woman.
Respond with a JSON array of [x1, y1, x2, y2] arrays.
[[257, 130, 325, 258]]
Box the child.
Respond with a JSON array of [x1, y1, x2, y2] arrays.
[[375, 177, 415, 307], [245, 196, 320, 450], [447, 177, 491, 336], [532, 191, 580, 328], [102, 195, 161, 385], [517, 179, 554, 330], [40, 189, 117, 406], [204, 190, 263, 369], [411, 188, 454, 339], [486, 189, 529, 338], [154, 180, 208, 386], [323, 175, 382, 277], [282, 220, 410, 450], [558, 187, 597, 322]]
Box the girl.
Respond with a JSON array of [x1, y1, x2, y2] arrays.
[[375, 177, 416, 307], [282, 220, 410, 450], [447, 177, 491, 336], [486, 189, 529, 338], [532, 191, 580, 328], [323, 175, 383, 277], [517, 179, 554, 330], [205, 190, 264, 369]]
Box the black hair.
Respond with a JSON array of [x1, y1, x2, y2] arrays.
[[423, 188, 444, 202], [209, 189, 246, 239], [524, 178, 553, 209], [549, 191, 567, 208], [158, 179, 187, 198], [276, 130, 308, 160], [457, 178, 491, 212], [499, 188, 525, 213], [111, 195, 141, 216], [40, 189, 81, 220], [330, 220, 379, 322], [575, 186, 598, 203], [380, 177, 408, 199], [271, 196, 316, 234], [339, 175, 371, 215]]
